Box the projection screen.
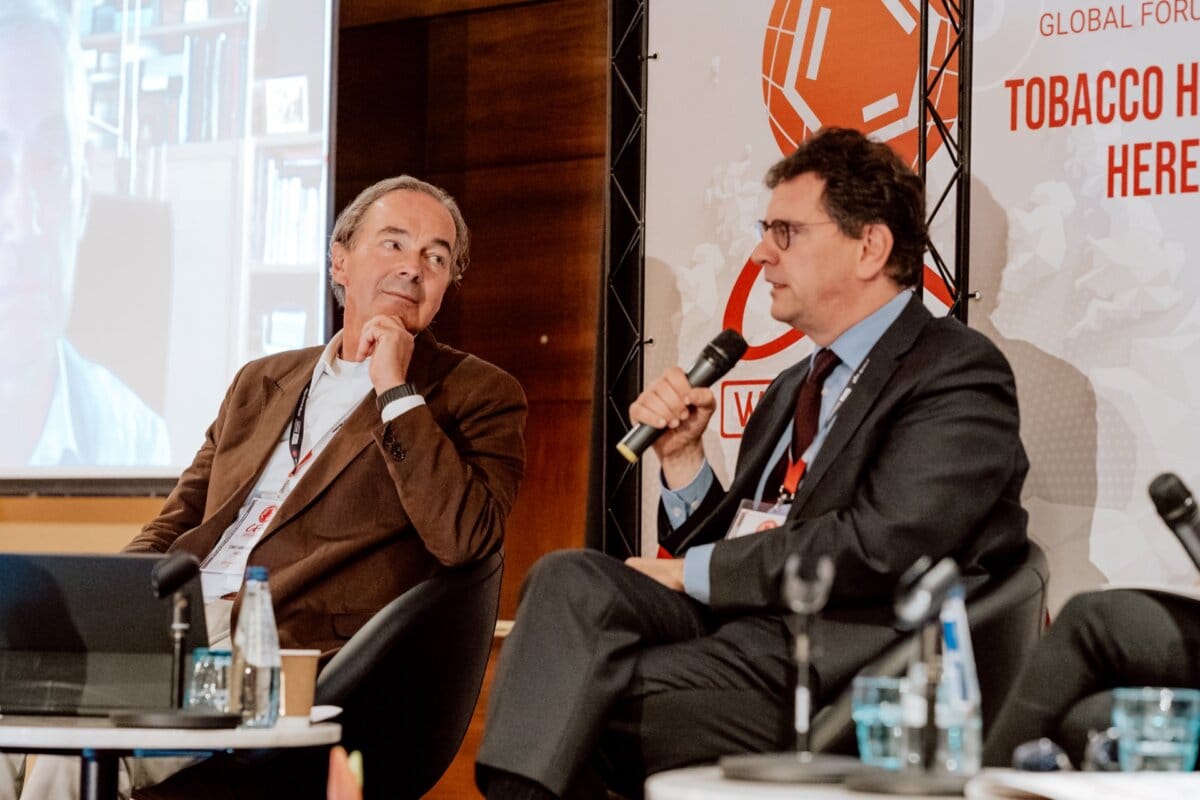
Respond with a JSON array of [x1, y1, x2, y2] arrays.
[[0, 0, 336, 490]]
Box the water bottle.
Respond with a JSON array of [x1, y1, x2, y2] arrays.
[[233, 565, 281, 728], [937, 586, 982, 774], [898, 587, 982, 774]]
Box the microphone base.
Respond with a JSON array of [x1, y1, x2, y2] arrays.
[[718, 752, 868, 783], [844, 769, 969, 795], [110, 710, 242, 729]]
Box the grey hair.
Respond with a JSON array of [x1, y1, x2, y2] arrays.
[[328, 176, 471, 307], [0, 0, 88, 159]]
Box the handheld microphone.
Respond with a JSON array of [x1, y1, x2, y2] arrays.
[[616, 329, 749, 464], [1148, 472, 1200, 571], [151, 552, 200, 599]]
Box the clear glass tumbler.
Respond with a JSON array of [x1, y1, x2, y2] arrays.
[[1111, 686, 1200, 771], [185, 647, 233, 713], [852, 675, 907, 770]]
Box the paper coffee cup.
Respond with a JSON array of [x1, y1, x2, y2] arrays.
[[279, 648, 321, 717]]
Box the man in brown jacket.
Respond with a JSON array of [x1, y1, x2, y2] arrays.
[[17, 176, 526, 799]]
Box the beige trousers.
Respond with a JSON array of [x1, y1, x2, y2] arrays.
[[14, 600, 234, 800]]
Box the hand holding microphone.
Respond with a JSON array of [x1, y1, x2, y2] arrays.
[[619, 330, 748, 476]]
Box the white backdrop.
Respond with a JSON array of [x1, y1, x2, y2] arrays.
[[643, 0, 1200, 610]]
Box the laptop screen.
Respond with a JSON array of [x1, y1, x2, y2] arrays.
[[0, 553, 208, 715]]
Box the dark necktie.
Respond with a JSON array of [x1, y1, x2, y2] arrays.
[[792, 348, 842, 459], [764, 348, 842, 502]]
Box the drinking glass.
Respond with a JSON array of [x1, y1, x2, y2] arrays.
[[852, 675, 906, 769], [185, 647, 233, 713], [1111, 686, 1200, 771]]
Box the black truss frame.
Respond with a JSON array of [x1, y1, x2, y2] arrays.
[[593, 0, 648, 558], [920, 0, 974, 323], [595, 0, 973, 557]]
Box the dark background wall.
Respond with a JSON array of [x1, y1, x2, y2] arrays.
[[337, 0, 608, 621], [337, 1, 608, 793]]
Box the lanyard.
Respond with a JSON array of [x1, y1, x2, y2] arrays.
[[200, 380, 353, 576], [776, 356, 871, 502], [279, 379, 356, 496], [288, 382, 312, 470]]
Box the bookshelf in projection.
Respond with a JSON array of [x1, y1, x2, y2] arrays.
[[64, 0, 333, 474]]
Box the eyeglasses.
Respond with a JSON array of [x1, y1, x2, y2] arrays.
[[757, 218, 838, 250]]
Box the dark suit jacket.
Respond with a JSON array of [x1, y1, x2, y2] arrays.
[[659, 295, 1029, 693], [126, 330, 526, 659]]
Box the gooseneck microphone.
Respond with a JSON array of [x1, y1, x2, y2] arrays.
[[151, 552, 201, 599], [894, 555, 960, 631], [151, 552, 200, 710], [616, 329, 749, 464], [1148, 472, 1200, 571], [113, 551, 240, 727]]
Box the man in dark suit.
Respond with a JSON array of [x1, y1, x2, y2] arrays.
[[476, 128, 1028, 799], [983, 589, 1200, 767], [16, 176, 526, 799]]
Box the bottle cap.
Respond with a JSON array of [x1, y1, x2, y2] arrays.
[[245, 565, 268, 581]]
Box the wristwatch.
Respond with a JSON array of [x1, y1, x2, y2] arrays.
[[376, 383, 419, 411]]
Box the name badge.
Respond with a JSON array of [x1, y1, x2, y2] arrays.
[[726, 499, 791, 539], [200, 494, 280, 601]]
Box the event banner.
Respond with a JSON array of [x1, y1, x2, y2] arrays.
[[973, 1, 1199, 605], [643, 0, 1199, 609]]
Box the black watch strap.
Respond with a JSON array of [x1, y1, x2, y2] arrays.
[[376, 383, 419, 411]]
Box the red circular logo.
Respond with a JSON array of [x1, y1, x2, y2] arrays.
[[721, 4, 956, 361], [760, 0, 958, 167], [721, 257, 802, 360]]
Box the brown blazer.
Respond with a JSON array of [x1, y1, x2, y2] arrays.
[[126, 330, 526, 658]]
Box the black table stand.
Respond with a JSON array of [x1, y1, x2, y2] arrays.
[[80, 749, 119, 800]]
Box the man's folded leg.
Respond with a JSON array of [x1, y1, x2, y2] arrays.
[[477, 550, 713, 798], [592, 614, 795, 799], [477, 550, 799, 799]]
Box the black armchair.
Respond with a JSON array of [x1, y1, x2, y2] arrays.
[[809, 541, 1049, 754], [315, 551, 504, 798]]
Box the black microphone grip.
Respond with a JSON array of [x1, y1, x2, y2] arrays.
[[151, 552, 201, 599], [616, 330, 748, 464], [893, 556, 960, 631], [1149, 472, 1200, 572]]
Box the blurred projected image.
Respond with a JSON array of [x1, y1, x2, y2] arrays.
[[0, 0, 332, 479], [0, 0, 168, 468]]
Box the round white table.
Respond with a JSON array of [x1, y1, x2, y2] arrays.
[[645, 766, 952, 800], [0, 716, 341, 800]]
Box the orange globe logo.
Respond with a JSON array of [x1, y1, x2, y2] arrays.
[[761, 0, 958, 167]]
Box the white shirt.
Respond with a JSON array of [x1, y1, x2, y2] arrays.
[[202, 332, 424, 596], [28, 339, 170, 466]]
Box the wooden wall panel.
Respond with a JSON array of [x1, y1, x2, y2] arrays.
[[430, 157, 605, 400], [0, 497, 165, 554], [334, 20, 429, 209], [425, 0, 609, 171], [427, 157, 605, 617]]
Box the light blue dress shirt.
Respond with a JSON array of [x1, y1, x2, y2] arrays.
[[673, 289, 914, 603]]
